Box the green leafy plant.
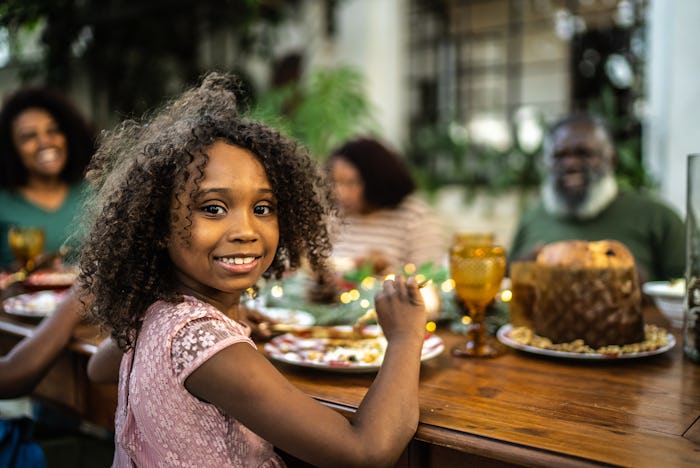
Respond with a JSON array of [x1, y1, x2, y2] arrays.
[[406, 122, 542, 196], [249, 66, 377, 159]]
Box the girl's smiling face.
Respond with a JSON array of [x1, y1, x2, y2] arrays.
[[167, 141, 279, 314]]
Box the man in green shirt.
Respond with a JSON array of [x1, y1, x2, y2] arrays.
[[509, 113, 685, 283]]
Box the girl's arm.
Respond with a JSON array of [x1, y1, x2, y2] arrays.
[[87, 336, 123, 384], [186, 276, 426, 468], [0, 288, 83, 398]]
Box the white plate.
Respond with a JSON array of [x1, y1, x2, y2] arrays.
[[2, 289, 70, 319], [264, 327, 445, 373], [642, 281, 685, 328], [642, 280, 685, 299], [497, 324, 675, 360], [255, 306, 316, 327]]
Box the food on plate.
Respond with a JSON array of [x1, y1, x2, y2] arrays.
[[265, 331, 445, 371], [531, 240, 644, 348], [270, 334, 388, 367], [506, 324, 670, 356], [24, 267, 78, 288], [2, 289, 69, 317], [668, 278, 686, 295]]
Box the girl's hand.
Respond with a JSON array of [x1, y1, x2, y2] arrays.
[[373, 276, 427, 344]]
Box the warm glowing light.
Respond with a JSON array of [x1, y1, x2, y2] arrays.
[[415, 274, 427, 285], [360, 276, 377, 290], [340, 292, 352, 304], [420, 284, 441, 316], [270, 285, 284, 298], [384, 274, 396, 282], [403, 263, 416, 275], [461, 316, 472, 325], [349, 289, 360, 301], [360, 299, 371, 308], [441, 279, 455, 292], [500, 289, 512, 302], [425, 321, 437, 333]]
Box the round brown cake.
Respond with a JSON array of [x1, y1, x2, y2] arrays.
[[531, 240, 645, 348]]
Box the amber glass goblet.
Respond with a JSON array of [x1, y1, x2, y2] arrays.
[[8, 226, 45, 271], [450, 244, 506, 358], [451, 232, 495, 248]]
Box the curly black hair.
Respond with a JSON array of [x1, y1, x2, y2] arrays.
[[0, 87, 96, 189], [329, 137, 415, 209], [78, 72, 335, 351]]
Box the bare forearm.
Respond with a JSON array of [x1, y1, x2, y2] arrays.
[[350, 339, 423, 466], [0, 298, 81, 398]]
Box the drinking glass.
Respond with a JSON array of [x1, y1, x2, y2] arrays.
[[685, 154, 700, 362], [8, 226, 45, 271], [450, 244, 506, 357], [451, 232, 495, 248], [508, 261, 537, 329]]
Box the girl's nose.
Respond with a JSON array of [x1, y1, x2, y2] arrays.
[[226, 212, 258, 242]]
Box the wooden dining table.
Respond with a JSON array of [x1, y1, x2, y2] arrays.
[[1, 290, 698, 467], [269, 306, 700, 467]]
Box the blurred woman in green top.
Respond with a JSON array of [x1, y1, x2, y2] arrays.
[[0, 87, 95, 268]]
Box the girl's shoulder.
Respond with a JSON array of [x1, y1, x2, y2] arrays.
[[145, 296, 249, 337], [147, 296, 223, 324]]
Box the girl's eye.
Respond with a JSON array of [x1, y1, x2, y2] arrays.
[[202, 204, 226, 215], [253, 203, 275, 216]]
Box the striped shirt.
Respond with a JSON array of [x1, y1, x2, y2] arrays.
[[331, 195, 449, 273]]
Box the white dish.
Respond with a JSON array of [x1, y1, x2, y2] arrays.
[[497, 324, 675, 360], [255, 306, 316, 327], [642, 281, 685, 328], [2, 289, 69, 319], [264, 327, 445, 373], [642, 280, 685, 298]]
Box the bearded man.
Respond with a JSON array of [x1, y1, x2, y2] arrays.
[[508, 113, 685, 283]]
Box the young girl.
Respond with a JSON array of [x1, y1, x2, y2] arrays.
[[80, 72, 428, 467]]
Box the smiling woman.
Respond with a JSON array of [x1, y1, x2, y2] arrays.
[[0, 87, 95, 269]]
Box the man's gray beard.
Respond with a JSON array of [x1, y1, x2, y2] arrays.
[[541, 172, 618, 220]]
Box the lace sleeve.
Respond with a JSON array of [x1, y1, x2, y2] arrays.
[[171, 317, 254, 381]]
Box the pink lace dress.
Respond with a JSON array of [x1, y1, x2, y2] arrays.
[[112, 295, 286, 467]]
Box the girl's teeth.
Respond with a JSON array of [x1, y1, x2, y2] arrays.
[[222, 257, 255, 265]]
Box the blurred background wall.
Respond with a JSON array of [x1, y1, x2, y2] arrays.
[[0, 0, 695, 247]]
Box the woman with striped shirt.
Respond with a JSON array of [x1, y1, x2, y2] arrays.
[[329, 137, 448, 275]]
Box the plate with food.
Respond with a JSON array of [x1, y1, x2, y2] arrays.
[[254, 306, 316, 327], [24, 268, 78, 290], [264, 326, 445, 372], [2, 289, 70, 319], [497, 324, 675, 360]]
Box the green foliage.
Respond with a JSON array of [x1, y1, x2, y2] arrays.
[[259, 263, 461, 326], [406, 122, 542, 196], [407, 87, 654, 195], [1, 0, 298, 119], [587, 84, 656, 190], [249, 66, 377, 159]]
